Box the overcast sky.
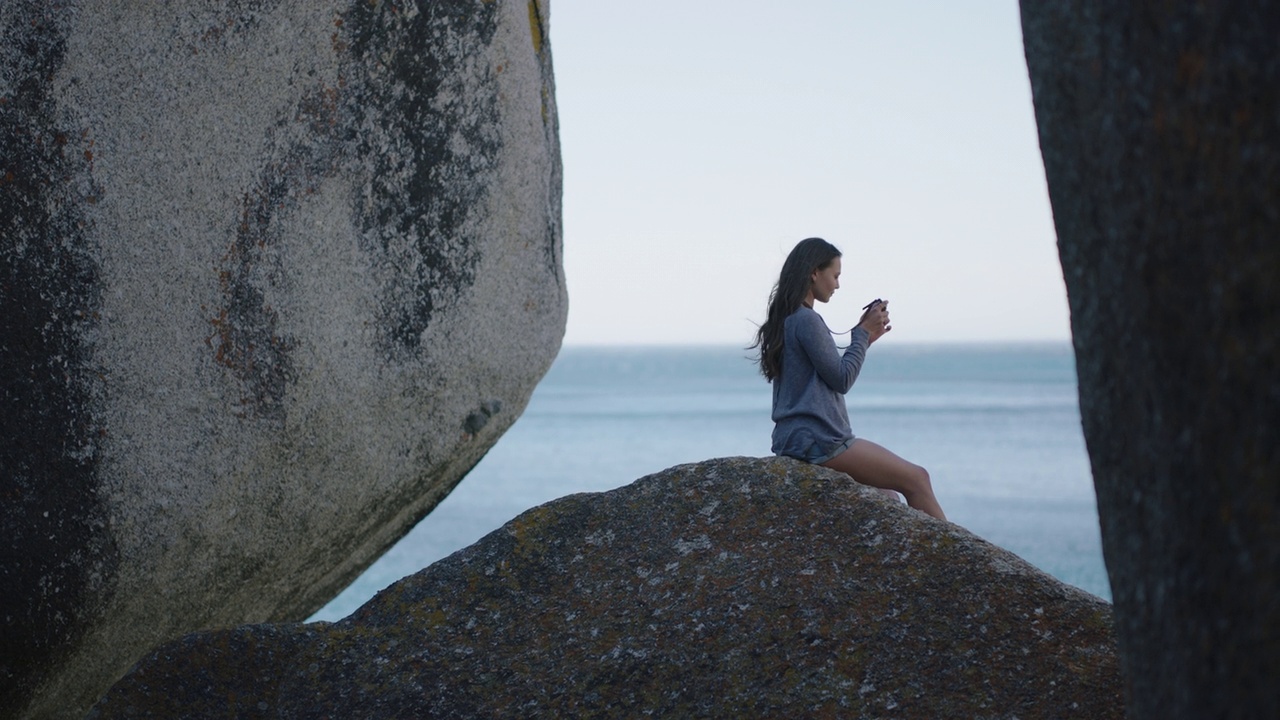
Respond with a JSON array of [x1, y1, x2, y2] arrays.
[[550, 1, 1068, 346]]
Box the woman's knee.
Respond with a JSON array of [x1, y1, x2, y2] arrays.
[[901, 463, 932, 496]]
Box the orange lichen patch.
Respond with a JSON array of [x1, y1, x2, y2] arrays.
[[296, 83, 343, 131], [331, 14, 348, 55], [1176, 49, 1206, 87], [528, 0, 543, 55], [206, 308, 233, 362]]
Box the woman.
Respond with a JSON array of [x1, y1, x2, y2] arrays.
[[752, 237, 947, 520]]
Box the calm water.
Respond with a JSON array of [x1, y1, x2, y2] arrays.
[[311, 343, 1109, 621]]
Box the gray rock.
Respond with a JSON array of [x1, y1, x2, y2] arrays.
[[1020, 2, 1280, 717], [90, 457, 1122, 719], [0, 1, 563, 717]]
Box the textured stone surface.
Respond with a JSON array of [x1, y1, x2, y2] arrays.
[[1020, 3, 1280, 718], [1, 1, 563, 717], [90, 457, 1121, 719]]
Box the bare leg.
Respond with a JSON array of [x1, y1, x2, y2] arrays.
[[822, 439, 947, 520]]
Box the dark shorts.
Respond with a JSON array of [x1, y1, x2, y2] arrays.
[[803, 435, 855, 464]]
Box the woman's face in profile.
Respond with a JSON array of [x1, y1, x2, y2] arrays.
[[809, 256, 842, 304]]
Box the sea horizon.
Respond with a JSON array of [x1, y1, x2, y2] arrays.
[[312, 341, 1107, 622]]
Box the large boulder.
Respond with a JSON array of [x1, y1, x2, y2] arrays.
[[1019, 3, 1280, 717], [0, 1, 564, 717], [90, 457, 1121, 719]]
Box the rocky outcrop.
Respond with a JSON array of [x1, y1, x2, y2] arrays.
[[90, 457, 1121, 719], [1020, 3, 1280, 717], [0, 2, 564, 717]]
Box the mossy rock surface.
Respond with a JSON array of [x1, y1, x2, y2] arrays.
[[92, 457, 1121, 719]]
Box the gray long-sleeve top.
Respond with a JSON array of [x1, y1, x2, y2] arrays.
[[770, 306, 870, 459]]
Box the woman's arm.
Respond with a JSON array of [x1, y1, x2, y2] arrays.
[[794, 310, 869, 394]]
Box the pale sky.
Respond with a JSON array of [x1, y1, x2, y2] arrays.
[[551, 1, 1069, 346]]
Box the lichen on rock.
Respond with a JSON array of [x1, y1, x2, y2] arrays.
[[90, 457, 1123, 719], [1, 1, 564, 717]]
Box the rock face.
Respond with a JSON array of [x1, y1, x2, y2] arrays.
[[1019, 3, 1280, 717], [90, 457, 1121, 719], [0, 1, 564, 717]]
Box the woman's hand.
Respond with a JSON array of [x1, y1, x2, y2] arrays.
[[858, 300, 891, 344]]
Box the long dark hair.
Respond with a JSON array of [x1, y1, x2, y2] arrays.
[[752, 237, 842, 381]]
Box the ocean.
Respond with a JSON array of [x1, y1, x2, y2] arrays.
[[310, 343, 1109, 622]]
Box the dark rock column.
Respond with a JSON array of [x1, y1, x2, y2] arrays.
[[1019, 2, 1279, 717]]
